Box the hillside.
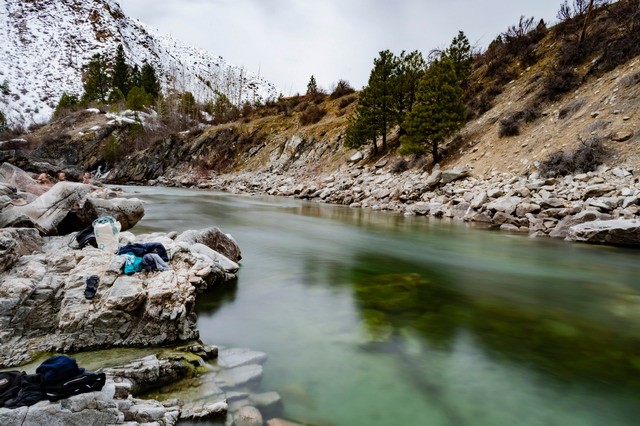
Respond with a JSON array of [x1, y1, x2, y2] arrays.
[[0, 0, 277, 127], [1, 0, 640, 184]]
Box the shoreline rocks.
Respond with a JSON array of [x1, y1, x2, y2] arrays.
[[159, 164, 640, 246], [0, 343, 280, 426]]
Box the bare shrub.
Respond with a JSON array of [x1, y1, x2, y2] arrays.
[[499, 114, 521, 137], [390, 158, 409, 174], [330, 80, 356, 99], [299, 105, 326, 126], [338, 95, 357, 109], [538, 66, 580, 102], [538, 137, 609, 177]]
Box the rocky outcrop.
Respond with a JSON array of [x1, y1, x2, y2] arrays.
[[0, 163, 144, 235], [0, 228, 241, 368], [0, 228, 43, 273], [0, 343, 279, 426]]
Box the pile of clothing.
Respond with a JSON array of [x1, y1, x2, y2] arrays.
[[117, 242, 170, 275], [0, 355, 105, 408]]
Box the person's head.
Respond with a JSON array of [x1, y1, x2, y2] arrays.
[[37, 173, 50, 184], [57, 172, 66, 181]]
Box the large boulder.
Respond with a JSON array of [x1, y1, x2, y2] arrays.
[[549, 210, 613, 239], [0, 228, 43, 273], [0, 228, 239, 368], [176, 227, 242, 261], [566, 219, 640, 246], [0, 179, 144, 235], [0, 182, 89, 234]]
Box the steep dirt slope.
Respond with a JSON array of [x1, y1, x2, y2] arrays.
[[448, 56, 640, 178]]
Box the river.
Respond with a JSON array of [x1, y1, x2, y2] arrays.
[[125, 185, 640, 426]]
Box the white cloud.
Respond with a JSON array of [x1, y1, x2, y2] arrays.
[[120, 0, 561, 94]]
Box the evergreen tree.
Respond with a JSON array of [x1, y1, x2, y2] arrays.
[[400, 56, 466, 162], [126, 86, 148, 111], [395, 50, 426, 130], [130, 64, 142, 89], [54, 92, 79, 117], [344, 50, 401, 156], [140, 63, 161, 99], [212, 92, 239, 124], [111, 44, 131, 96], [82, 53, 110, 103], [306, 75, 318, 96], [0, 110, 7, 132], [443, 31, 472, 87]]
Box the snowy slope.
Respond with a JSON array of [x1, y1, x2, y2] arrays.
[[0, 0, 278, 127]]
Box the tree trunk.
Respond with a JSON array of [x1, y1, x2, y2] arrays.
[[431, 140, 439, 163], [579, 0, 595, 44]]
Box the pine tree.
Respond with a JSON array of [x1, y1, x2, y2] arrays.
[[344, 50, 400, 156], [130, 64, 142, 89], [111, 44, 131, 97], [126, 86, 148, 111], [400, 57, 466, 162], [306, 75, 318, 96], [140, 63, 161, 99], [0, 110, 7, 132], [82, 53, 110, 103], [443, 31, 472, 87], [395, 50, 426, 131], [54, 92, 80, 117]]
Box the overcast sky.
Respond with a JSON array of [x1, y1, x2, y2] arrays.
[[120, 0, 563, 95]]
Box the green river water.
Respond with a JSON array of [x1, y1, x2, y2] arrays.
[[126, 186, 640, 426]]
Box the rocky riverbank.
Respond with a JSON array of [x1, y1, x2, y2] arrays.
[[160, 160, 640, 246], [0, 226, 241, 368], [0, 343, 284, 426]]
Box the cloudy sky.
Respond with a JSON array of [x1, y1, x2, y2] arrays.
[[120, 0, 563, 95]]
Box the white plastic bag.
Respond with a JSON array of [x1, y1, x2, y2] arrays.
[[92, 216, 121, 253]]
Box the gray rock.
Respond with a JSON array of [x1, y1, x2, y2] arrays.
[[567, 219, 640, 246], [234, 406, 263, 426], [486, 196, 522, 215], [516, 203, 541, 217], [176, 227, 241, 262], [549, 210, 613, 239], [470, 192, 488, 209], [583, 184, 615, 198], [249, 392, 282, 410], [218, 348, 268, 369], [611, 130, 634, 142], [425, 169, 442, 189], [0, 228, 43, 273], [190, 243, 240, 273], [0, 182, 90, 235], [215, 365, 264, 388], [85, 195, 144, 231], [441, 167, 469, 184]]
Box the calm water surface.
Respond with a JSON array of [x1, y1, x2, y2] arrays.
[[125, 186, 640, 426]]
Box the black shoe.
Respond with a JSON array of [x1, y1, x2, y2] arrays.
[[4, 374, 44, 408], [84, 275, 99, 300]]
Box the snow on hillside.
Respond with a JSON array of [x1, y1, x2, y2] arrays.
[[0, 0, 278, 128]]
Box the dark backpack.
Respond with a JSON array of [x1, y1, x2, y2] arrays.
[[0, 371, 26, 407], [44, 372, 106, 402], [75, 225, 97, 249]]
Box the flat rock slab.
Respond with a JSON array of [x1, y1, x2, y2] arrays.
[[215, 365, 263, 388], [567, 219, 640, 246], [217, 348, 268, 369]]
